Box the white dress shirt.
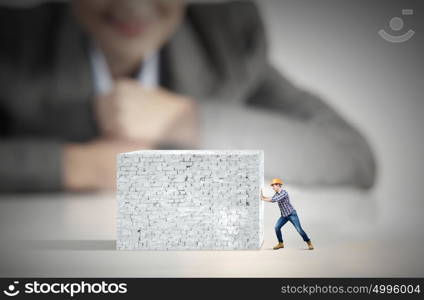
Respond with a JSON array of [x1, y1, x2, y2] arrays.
[[89, 41, 160, 94]]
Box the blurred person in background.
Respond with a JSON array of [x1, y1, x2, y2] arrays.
[[0, 0, 376, 193]]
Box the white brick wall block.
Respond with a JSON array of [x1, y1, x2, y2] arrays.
[[116, 150, 264, 250]]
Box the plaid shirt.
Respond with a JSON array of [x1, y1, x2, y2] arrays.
[[271, 189, 295, 217]]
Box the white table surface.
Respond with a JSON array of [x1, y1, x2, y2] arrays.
[[0, 186, 422, 277]]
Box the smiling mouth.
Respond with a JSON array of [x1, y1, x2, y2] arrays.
[[104, 13, 153, 37]]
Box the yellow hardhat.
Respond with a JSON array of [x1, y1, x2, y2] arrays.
[[270, 178, 283, 186]]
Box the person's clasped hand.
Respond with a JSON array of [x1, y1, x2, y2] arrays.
[[63, 79, 198, 192], [95, 79, 199, 147]]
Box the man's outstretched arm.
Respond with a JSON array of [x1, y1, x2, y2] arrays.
[[261, 189, 272, 202], [199, 68, 377, 189]]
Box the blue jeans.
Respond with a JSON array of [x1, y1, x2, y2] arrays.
[[274, 210, 310, 243]]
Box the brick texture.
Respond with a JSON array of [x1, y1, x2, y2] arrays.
[[117, 150, 264, 250]]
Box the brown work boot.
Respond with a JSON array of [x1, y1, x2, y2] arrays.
[[306, 240, 314, 250], [273, 242, 284, 250]]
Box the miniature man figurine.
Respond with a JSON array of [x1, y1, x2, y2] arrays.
[[261, 178, 314, 250]]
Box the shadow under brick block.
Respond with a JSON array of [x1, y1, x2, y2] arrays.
[[117, 150, 264, 250]]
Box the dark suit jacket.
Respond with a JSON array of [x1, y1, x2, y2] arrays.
[[0, 1, 376, 192]]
